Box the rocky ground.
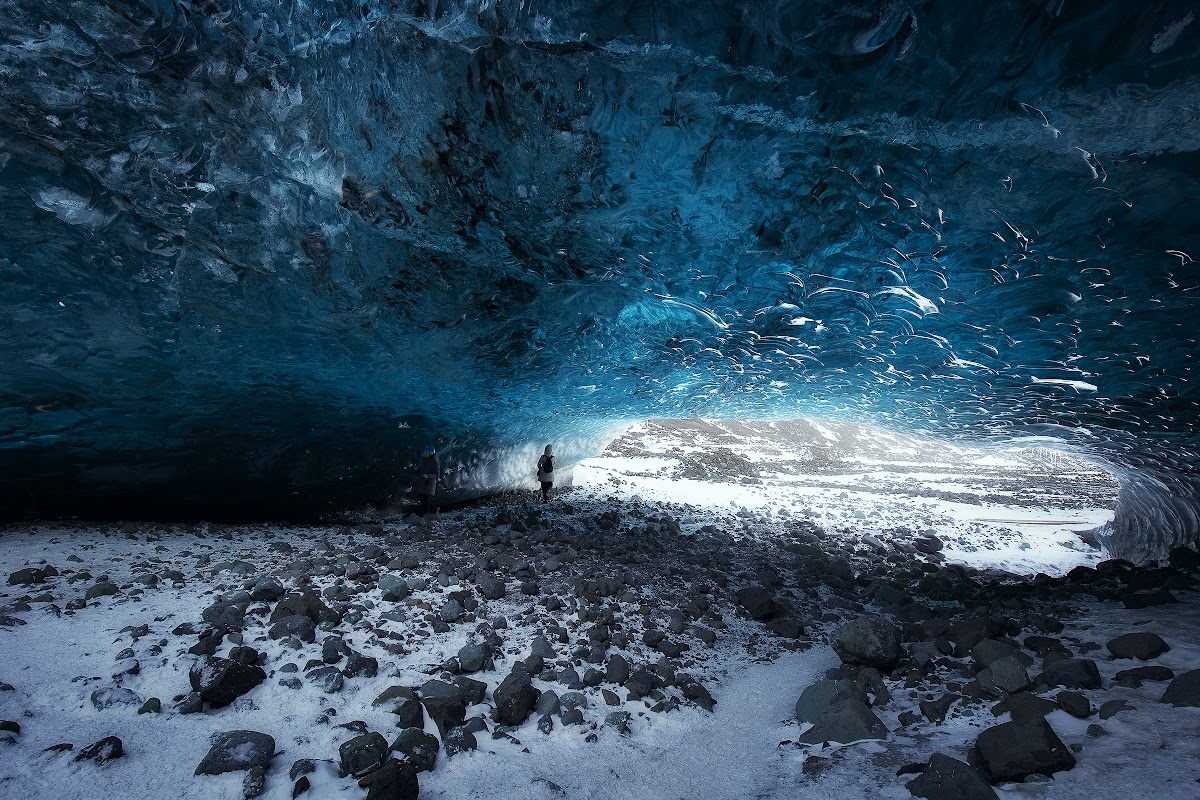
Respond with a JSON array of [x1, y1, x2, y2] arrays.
[[0, 424, 1196, 800]]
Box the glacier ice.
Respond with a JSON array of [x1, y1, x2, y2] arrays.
[[0, 1, 1198, 557]]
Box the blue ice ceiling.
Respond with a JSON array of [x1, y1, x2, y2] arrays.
[[1, 1, 1198, 556]]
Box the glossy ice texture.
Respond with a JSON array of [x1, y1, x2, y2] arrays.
[[1, 1, 1197, 554]]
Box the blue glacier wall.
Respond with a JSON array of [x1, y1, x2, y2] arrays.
[[1, 1, 1198, 557]]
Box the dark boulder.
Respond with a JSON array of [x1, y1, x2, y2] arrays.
[[390, 728, 439, 773], [189, 657, 266, 708], [195, 731, 275, 775], [795, 679, 866, 724], [1160, 669, 1200, 707], [797, 700, 887, 745], [363, 758, 419, 800], [734, 586, 777, 620], [74, 736, 124, 765], [268, 614, 317, 643], [1041, 658, 1101, 690], [1106, 632, 1169, 660], [831, 615, 902, 671], [973, 718, 1075, 783], [1055, 691, 1092, 719], [339, 732, 389, 778], [494, 670, 540, 726], [419, 680, 466, 736], [906, 753, 997, 800]]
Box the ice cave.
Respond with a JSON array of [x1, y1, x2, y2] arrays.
[[2, 3, 1200, 799], [2, 1, 1199, 557]]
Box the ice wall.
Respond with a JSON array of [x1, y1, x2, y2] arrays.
[[1, 1, 1198, 554]]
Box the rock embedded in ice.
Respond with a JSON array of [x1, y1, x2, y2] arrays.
[[970, 640, 1033, 671], [1054, 691, 1092, 719], [795, 679, 867, 724], [796, 699, 888, 745], [7, 567, 52, 586], [1106, 632, 1170, 660], [972, 718, 1075, 783], [419, 680, 467, 737], [457, 643, 487, 673], [195, 730, 275, 775], [268, 614, 317, 644], [990, 692, 1056, 721], [905, 752, 997, 800], [977, 656, 1032, 698], [1041, 658, 1102, 690], [1114, 665, 1174, 685], [1159, 669, 1200, 707], [830, 615, 902, 671]]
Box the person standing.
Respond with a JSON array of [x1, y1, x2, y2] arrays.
[[536, 444, 555, 502], [416, 445, 439, 516]]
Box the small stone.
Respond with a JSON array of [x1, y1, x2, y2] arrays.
[[243, 765, 267, 798], [443, 725, 478, 757], [90, 687, 141, 710], [1055, 691, 1091, 719], [137, 697, 161, 714]]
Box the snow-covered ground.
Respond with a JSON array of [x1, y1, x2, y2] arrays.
[[2, 419, 1197, 800]]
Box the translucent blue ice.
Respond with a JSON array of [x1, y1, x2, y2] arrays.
[[1, 1, 1198, 557]]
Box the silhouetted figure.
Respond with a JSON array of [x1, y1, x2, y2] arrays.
[[537, 444, 555, 502], [416, 445, 439, 516]]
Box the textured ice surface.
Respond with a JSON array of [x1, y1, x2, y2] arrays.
[[0, 2, 1198, 556]]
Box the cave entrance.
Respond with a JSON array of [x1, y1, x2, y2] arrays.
[[572, 418, 1118, 576]]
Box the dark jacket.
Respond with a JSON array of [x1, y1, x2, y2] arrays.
[[537, 454, 554, 483], [418, 455, 439, 496]]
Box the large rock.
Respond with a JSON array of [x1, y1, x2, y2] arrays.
[[977, 656, 1031, 698], [202, 600, 248, 630], [971, 639, 1032, 670], [797, 699, 887, 745], [339, 732, 389, 778], [391, 728, 439, 773], [195, 730, 276, 775], [476, 572, 506, 600], [831, 615, 902, 671], [268, 614, 317, 643], [1160, 669, 1200, 707], [906, 753, 997, 800], [250, 575, 285, 602], [269, 590, 338, 625], [494, 670, 540, 726], [420, 680, 466, 736], [1106, 632, 1169, 660], [794, 679, 867, 724], [734, 586, 777, 620], [364, 758, 420, 800], [1042, 658, 1101, 690], [973, 718, 1076, 783], [377, 574, 411, 602], [189, 657, 266, 708]]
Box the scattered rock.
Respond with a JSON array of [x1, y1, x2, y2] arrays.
[[391, 728, 439, 773], [906, 752, 997, 800], [972, 718, 1075, 784], [1106, 632, 1169, 661], [340, 732, 389, 778], [1041, 658, 1102, 690], [831, 615, 901, 671], [190, 657, 266, 707], [1055, 691, 1091, 719], [1160, 669, 1200, 707], [74, 736, 124, 764], [195, 730, 275, 775], [90, 687, 141, 710], [797, 699, 888, 745], [494, 670, 540, 727], [362, 758, 420, 800], [734, 586, 777, 620]]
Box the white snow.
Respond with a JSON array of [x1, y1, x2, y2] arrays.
[[1, 420, 1195, 800]]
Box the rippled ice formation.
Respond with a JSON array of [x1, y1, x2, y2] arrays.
[[0, 1, 1198, 557]]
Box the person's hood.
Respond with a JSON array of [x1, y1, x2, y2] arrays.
[[544, 445, 553, 456]]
